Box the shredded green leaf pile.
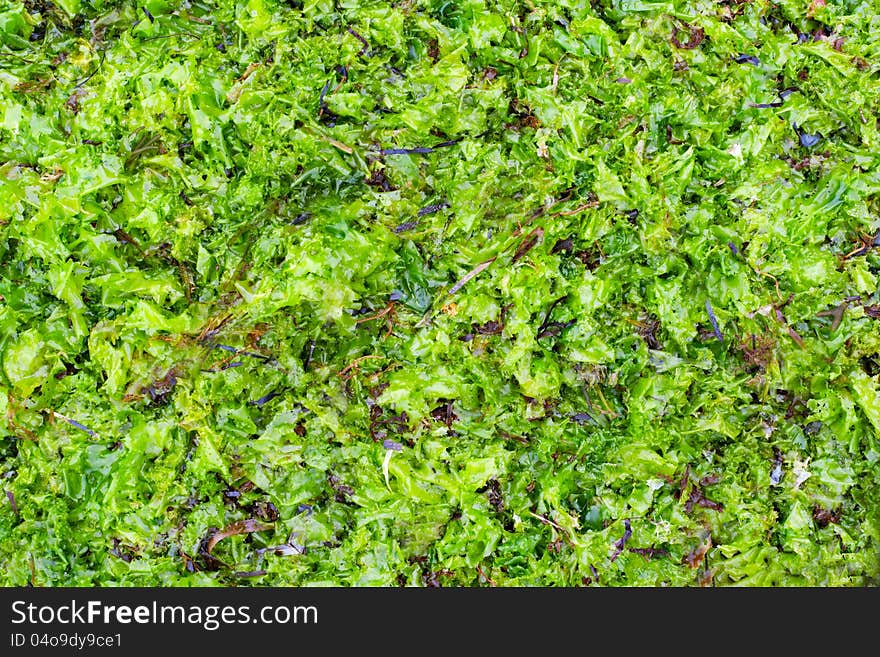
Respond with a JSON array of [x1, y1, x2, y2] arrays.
[[1, 0, 879, 586]]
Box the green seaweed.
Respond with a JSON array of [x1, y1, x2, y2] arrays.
[[0, 0, 878, 586]]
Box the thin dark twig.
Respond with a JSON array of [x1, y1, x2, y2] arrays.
[[0, 49, 36, 64], [138, 31, 203, 43], [347, 28, 371, 56], [54, 412, 97, 437], [380, 138, 461, 156], [249, 390, 282, 407], [449, 257, 496, 294], [418, 202, 450, 217], [537, 295, 569, 337], [74, 51, 106, 89], [749, 100, 783, 109], [512, 226, 544, 263], [705, 300, 723, 342], [816, 301, 849, 331], [318, 79, 331, 107], [381, 146, 432, 155], [610, 519, 632, 562]]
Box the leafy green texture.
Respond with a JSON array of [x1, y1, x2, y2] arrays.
[[1, 0, 879, 586]]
